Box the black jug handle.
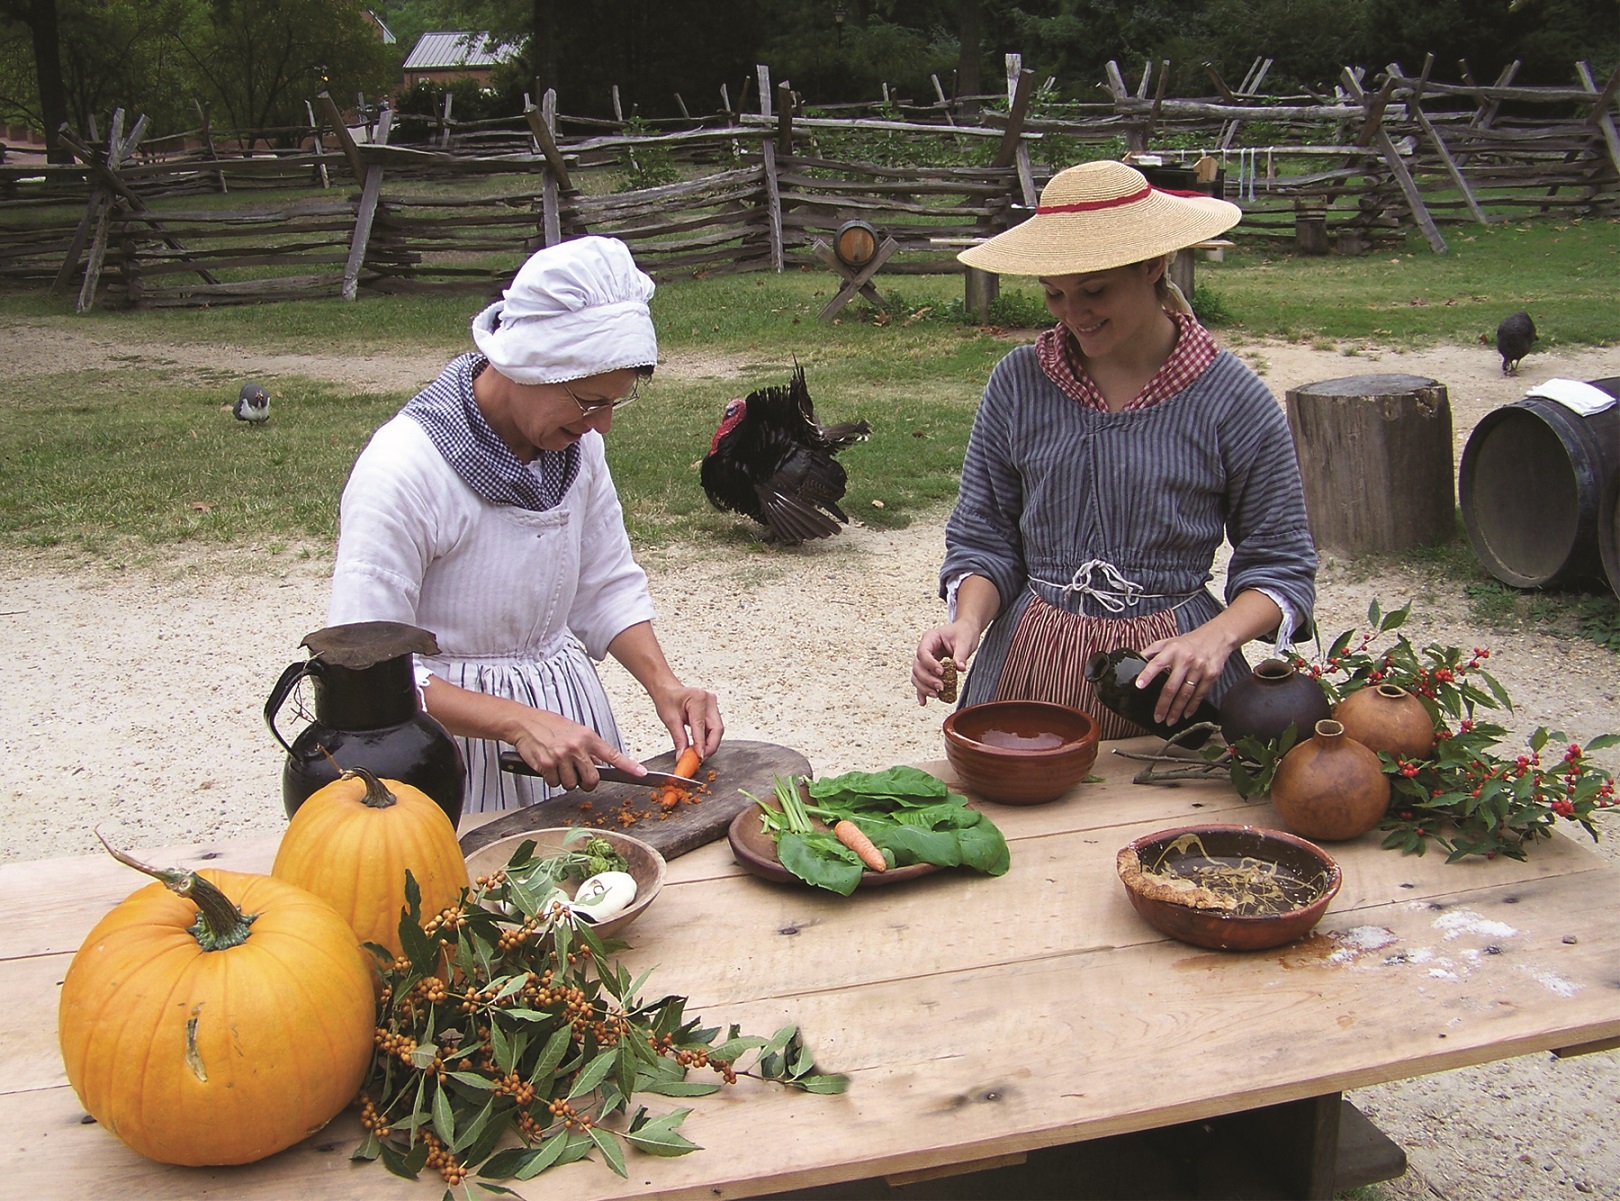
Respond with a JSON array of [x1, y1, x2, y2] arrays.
[[265, 660, 319, 755]]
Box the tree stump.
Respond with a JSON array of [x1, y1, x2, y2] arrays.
[[1285, 374, 1454, 556], [964, 267, 999, 323], [1294, 197, 1329, 256]]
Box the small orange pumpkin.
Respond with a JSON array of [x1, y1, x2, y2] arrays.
[[272, 766, 470, 960], [58, 843, 374, 1166]]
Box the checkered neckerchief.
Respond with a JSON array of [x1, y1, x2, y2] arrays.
[[1036, 311, 1218, 412], [401, 353, 580, 511]]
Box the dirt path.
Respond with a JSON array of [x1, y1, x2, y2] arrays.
[[2, 320, 1618, 1200]]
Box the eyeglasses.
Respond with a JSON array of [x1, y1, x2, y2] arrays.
[[562, 378, 641, 416]]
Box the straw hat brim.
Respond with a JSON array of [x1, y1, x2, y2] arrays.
[[959, 189, 1241, 277]]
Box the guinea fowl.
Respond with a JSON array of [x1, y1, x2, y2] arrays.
[[700, 366, 871, 544], [1495, 311, 1537, 376]]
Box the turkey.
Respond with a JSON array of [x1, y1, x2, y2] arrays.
[[700, 365, 871, 544], [1495, 312, 1537, 376], [233, 381, 270, 423]]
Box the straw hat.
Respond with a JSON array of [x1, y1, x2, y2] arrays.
[[959, 160, 1241, 277]]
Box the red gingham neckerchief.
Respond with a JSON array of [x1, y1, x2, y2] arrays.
[[1035, 311, 1218, 412]]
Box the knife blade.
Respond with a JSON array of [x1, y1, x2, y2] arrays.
[[497, 750, 699, 789]]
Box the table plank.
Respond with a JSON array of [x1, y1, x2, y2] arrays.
[[5, 739, 1617, 1199], [7, 869, 1616, 1200]]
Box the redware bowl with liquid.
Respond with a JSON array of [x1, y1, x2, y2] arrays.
[[942, 700, 1101, 805]]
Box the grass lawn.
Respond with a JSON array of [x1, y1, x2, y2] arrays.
[[1, 216, 1616, 646]]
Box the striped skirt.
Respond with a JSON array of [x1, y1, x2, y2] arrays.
[[993, 592, 1181, 740], [429, 636, 624, 814]]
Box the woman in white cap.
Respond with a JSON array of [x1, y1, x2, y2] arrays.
[[911, 161, 1316, 733], [329, 236, 722, 811]]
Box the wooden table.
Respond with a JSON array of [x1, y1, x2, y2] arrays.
[[5, 739, 1618, 1199]]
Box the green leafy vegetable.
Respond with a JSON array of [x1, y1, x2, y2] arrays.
[[746, 769, 1011, 893]]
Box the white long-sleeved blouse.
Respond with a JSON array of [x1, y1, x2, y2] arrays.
[[329, 415, 655, 811]]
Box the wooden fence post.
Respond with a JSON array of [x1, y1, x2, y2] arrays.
[[776, 82, 794, 155], [1393, 55, 1488, 224], [1340, 69, 1446, 253], [304, 100, 330, 189], [527, 90, 569, 247], [1105, 61, 1147, 152], [317, 92, 366, 183], [1286, 374, 1455, 555], [757, 65, 784, 272]]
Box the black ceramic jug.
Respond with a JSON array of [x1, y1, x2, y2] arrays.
[[1084, 647, 1221, 748], [1218, 657, 1332, 747], [266, 621, 466, 829]]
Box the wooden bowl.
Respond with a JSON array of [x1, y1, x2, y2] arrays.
[[942, 700, 1100, 805], [1116, 823, 1341, 952], [463, 828, 666, 939]]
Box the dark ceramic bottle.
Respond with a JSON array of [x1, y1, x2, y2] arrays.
[[1334, 683, 1436, 762], [1084, 647, 1221, 748], [1218, 658, 1332, 747], [1269, 718, 1391, 840], [265, 621, 466, 829]]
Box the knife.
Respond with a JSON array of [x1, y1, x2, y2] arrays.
[[497, 750, 699, 789]]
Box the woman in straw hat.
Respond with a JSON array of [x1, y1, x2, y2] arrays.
[[329, 236, 722, 812], [911, 161, 1316, 735]]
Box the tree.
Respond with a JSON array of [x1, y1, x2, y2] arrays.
[[0, 0, 70, 160], [176, 0, 395, 145]]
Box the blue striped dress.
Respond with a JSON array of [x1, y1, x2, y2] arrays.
[[942, 345, 1317, 733]]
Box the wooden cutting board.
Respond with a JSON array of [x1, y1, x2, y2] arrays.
[[457, 740, 811, 862]]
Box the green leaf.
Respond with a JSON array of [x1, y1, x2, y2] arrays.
[[568, 1047, 620, 1100], [528, 1024, 573, 1086], [867, 821, 960, 866], [491, 973, 528, 1002], [450, 1097, 496, 1154], [953, 816, 1011, 875], [510, 1131, 573, 1180], [351, 1132, 381, 1162], [587, 1126, 628, 1177], [500, 1007, 554, 1023], [709, 1035, 768, 1062], [777, 831, 864, 895], [446, 1070, 497, 1091], [378, 1140, 419, 1180], [431, 1080, 457, 1145], [409, 1043, 440, 1070], [489, 1018, 513, 1072], [398, 912, 439, 979], [638, 1077, 723, 1096], [624, 1109, 702, 1156], [793, 1072, 851, 1094], [807, 765, 950, 808], [555, 1130, 596, 1166]]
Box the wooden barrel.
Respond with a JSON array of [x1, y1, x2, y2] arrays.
[[1602, 475, 1620, 600], [832, 220, 879, 270], [1458, 378, 1620, 590]]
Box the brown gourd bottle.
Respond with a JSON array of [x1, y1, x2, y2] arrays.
[[1269, 718, 1392, 841]]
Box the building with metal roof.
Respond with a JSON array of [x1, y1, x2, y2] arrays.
[[402, 31, 522, 87]]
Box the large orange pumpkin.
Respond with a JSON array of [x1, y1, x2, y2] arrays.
[[272, 766, 470, 960], [58, 847, 374, 1166]]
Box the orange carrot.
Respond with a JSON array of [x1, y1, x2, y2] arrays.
[[673, 746, 704, 781], [834, 820, 887, 873]]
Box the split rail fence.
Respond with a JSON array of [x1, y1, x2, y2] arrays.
[[0, 53, 1614, 311]]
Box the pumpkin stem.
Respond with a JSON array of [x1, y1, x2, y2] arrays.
[[95, 830, 257, 951], [346, 765, 399, 810]]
